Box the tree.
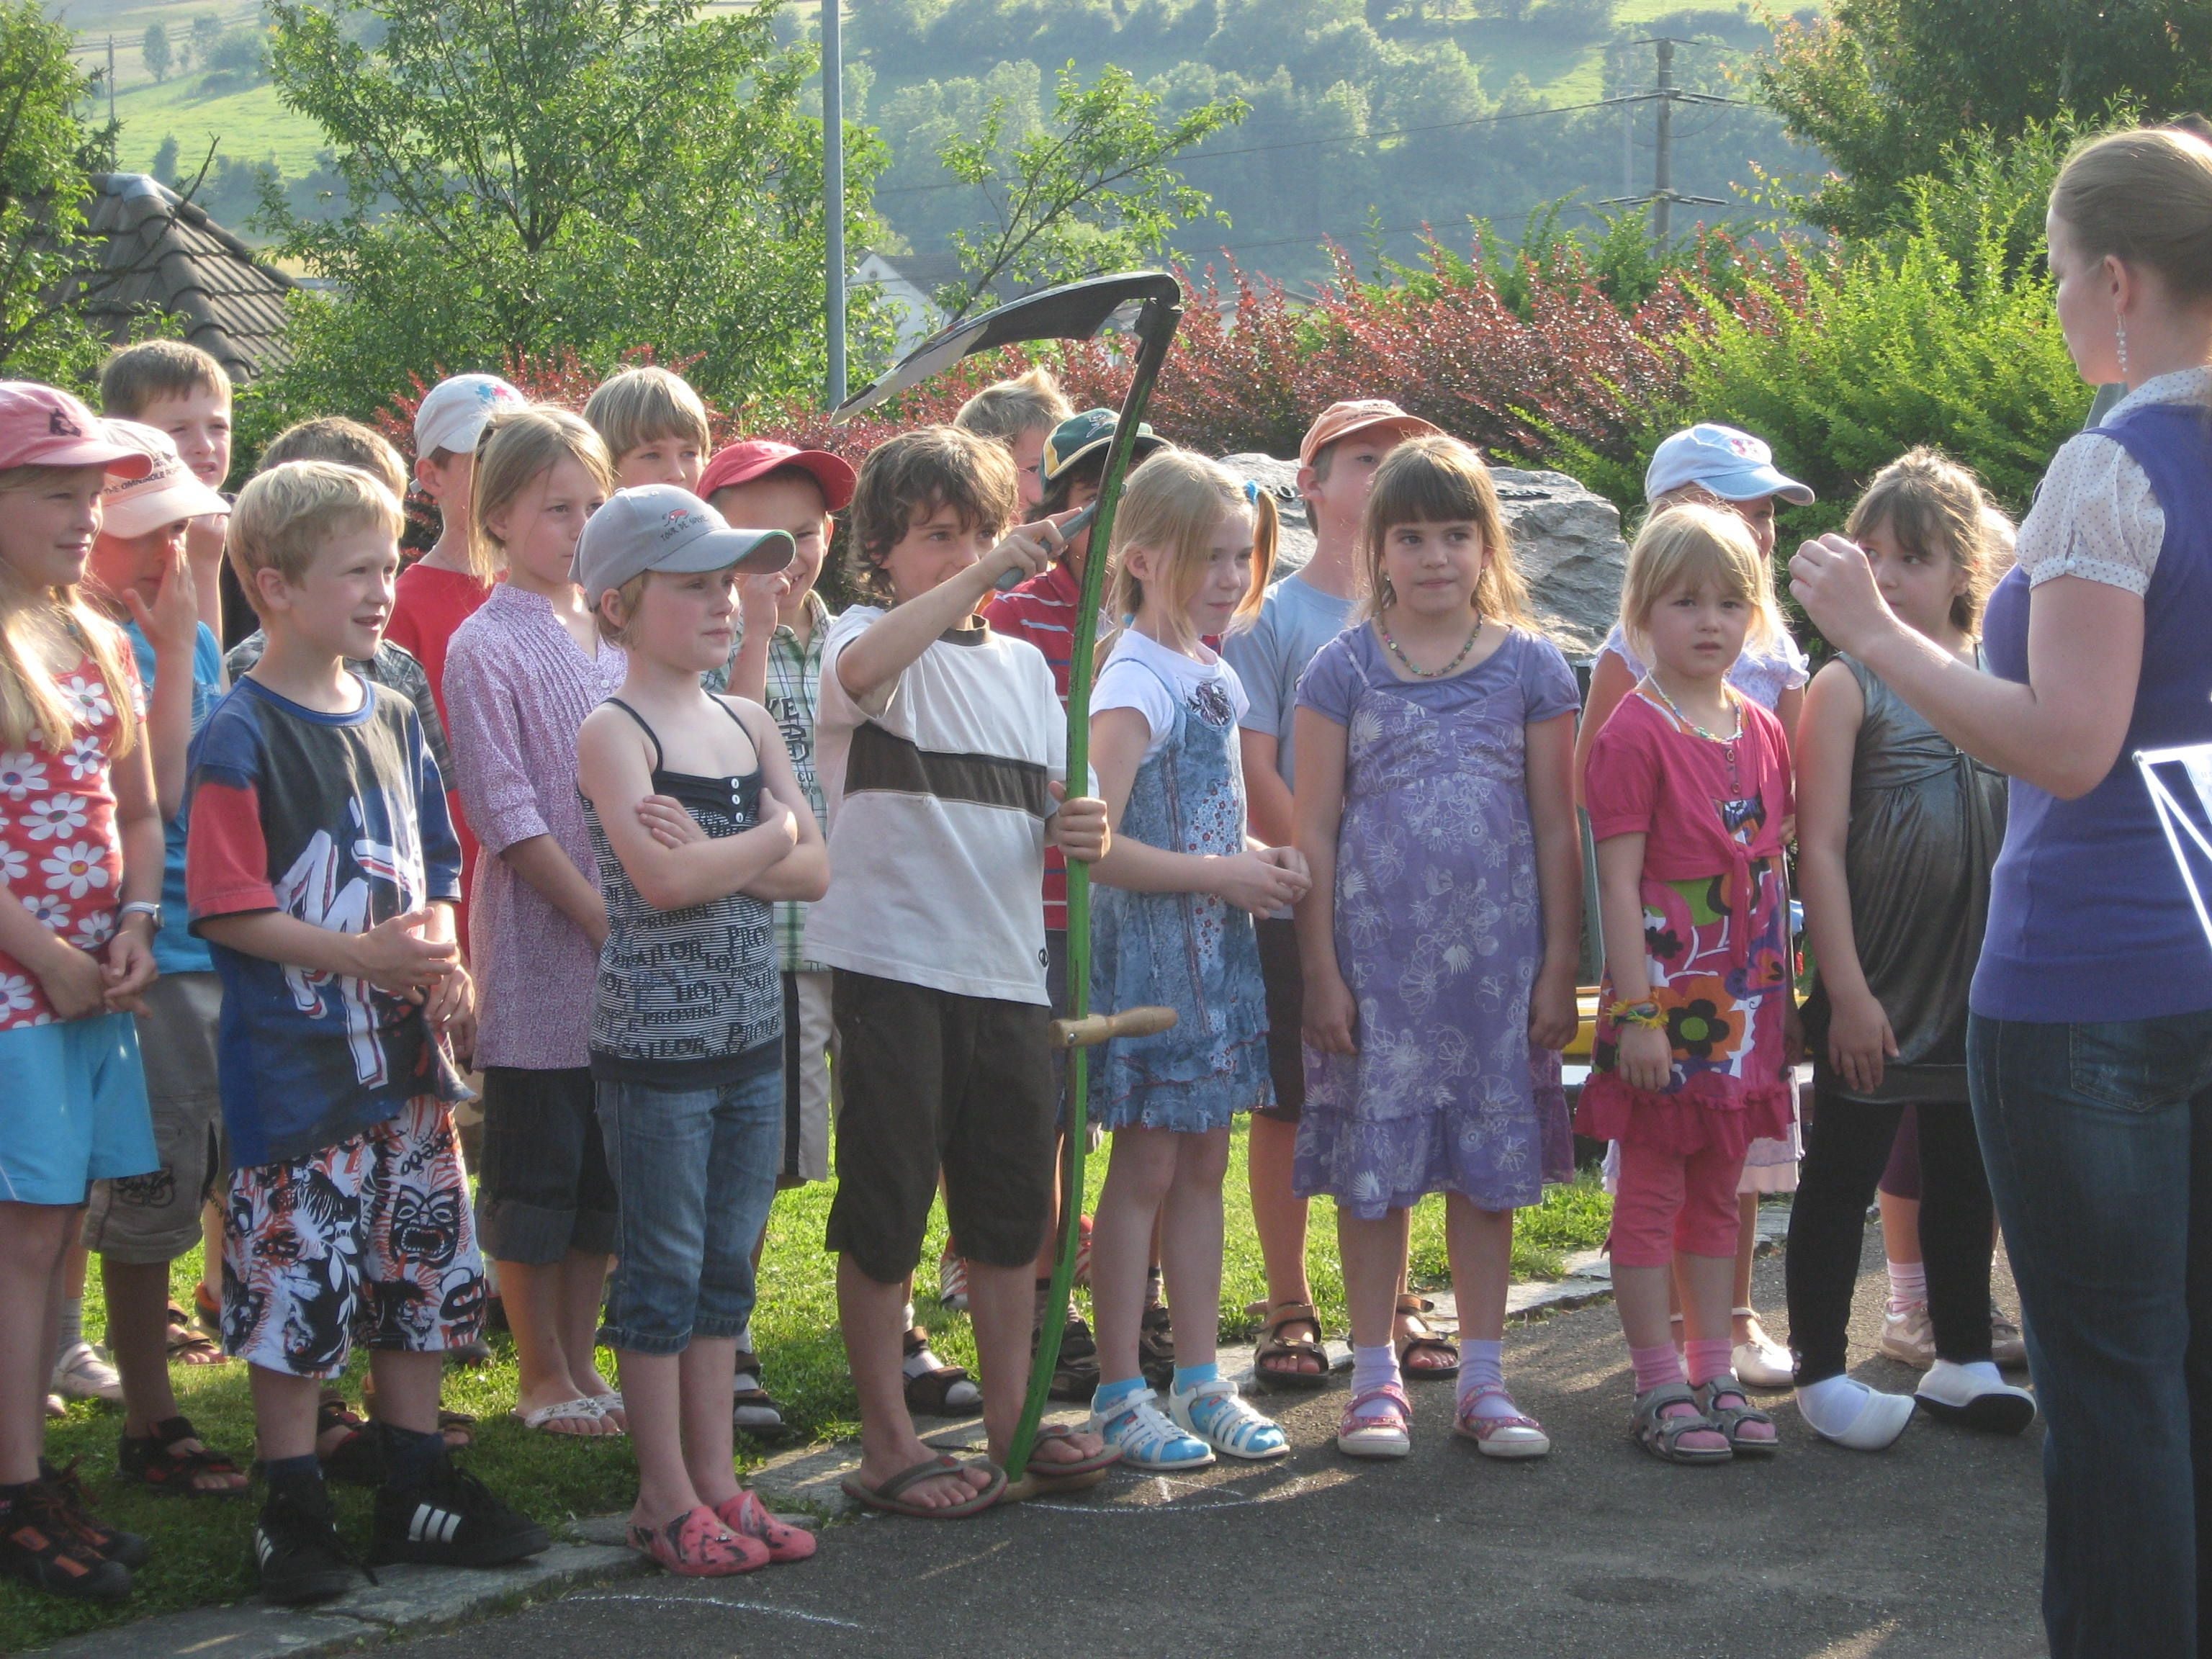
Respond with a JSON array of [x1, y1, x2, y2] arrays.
[[141, 21, 171, 83], [1758, 0, 2212, 237], [258, 0, 887, 420], [937, 61, 1245, 320], [0, 1, 135, 384]]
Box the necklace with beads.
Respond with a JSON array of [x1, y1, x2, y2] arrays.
[[1377, 609, 1485, 679], [1640, 675, 1745, 792]]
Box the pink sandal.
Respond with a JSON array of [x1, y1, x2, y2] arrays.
[[1453, 1385, 1552, 1460], [1336, 1382, 1412, 1459], [628, 1505, 768, 1575], [714, 1489, 815, 1563]]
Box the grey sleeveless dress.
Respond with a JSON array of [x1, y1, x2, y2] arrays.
[[1801, 652, 2007, 1103]]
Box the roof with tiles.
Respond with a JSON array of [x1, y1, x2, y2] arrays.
[[79, 173, 296, 382]]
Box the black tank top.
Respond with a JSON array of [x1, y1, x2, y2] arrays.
[[583, 697, 781, 1084]]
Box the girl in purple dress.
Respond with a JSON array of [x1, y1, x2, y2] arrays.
[[1292, 436, 1583, 1461]]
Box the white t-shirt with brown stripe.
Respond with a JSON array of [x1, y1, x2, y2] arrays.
[[806, 607, 1066, 1004]]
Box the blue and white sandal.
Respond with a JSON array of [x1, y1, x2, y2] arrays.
[[1090, 1388, 1215, 1471], [1168, 1376, 1289, 1461]]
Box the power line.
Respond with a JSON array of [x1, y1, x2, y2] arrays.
[[873, 94, 1624, 201]]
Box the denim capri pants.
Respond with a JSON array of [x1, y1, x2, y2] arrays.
[[594, 1042, 783, 1354]]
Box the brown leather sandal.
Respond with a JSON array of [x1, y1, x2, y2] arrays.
[[1395, 1293, 1460, 1380], [1252, 1300, 1331, 1391]]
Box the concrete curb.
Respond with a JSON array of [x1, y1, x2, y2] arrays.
[[50, 1202, 1791, 1656]]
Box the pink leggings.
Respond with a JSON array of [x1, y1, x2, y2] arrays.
[[1609, 1139, 1745, 1267]]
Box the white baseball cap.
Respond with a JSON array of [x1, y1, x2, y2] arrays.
[[99, 420, 230, 538], [413, 373, 526, 459], [1644, 423, 1813, 506], [575, 485, 794, 605]]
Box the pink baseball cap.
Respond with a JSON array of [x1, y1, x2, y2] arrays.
[[698, 440, 855, 512], [0, 383, 153, 477], [1298, 399, 1440, 470], [99, 421, 231, 538]]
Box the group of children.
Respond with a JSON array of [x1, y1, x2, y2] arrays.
[[1, 337, 2036, 1602]]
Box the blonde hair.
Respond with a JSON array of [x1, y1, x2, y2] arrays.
[[848, 426, 1019, 606], [468, 408, 614, 580], [593, 572, 651, 647], [2051, 126, 2212, 300], [1619, 503, 1772, 661], [1102, 449, 1272, 652], [1355, 434, 1530, 626], [260, 418, 408, 499], [583, 366, 711, 462], [954, 367, 1074, 444], [1845, 447, 2009, 635], [228, 461, 405, 618], [0, 464, 142, 756]]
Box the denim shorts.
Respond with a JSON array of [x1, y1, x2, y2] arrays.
[[476, 1066, 619, 1264], [595, 1043, 783, 1355]]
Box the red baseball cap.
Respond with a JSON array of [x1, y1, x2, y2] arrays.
[[698, 441, 855, 512], [0, 383, 153, 477], [1298, 399, 1440, 470]]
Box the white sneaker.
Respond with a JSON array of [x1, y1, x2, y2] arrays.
[[51, 1341, 122, 1403], [1731, 1310, 1794, 1389], [1879, 1303, 1936, 1369], [1916, 1359, 2036, 1435]]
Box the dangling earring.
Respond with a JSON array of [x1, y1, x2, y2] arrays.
[[2117, 315, 2131, 382], [1379, 575, 1397, 607]]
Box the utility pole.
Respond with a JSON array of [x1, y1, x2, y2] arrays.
[[106, 36, 115, 123], [823, 0, 847, 409], [1600, 37, 1735, 246]]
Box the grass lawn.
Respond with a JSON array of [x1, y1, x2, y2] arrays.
[[6, 1126, 1608, 1652], [109, 76, 329, 177]]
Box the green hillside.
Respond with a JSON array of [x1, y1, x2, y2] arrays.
[[69, 0, 1822, 281]]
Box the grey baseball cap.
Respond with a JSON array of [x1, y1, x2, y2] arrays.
[[575, 484, 794, 603]]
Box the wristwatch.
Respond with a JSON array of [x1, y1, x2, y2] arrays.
[[119, 901, 164, 932]]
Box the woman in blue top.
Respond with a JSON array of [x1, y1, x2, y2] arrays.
[[1791, 126, 2212, 1659]]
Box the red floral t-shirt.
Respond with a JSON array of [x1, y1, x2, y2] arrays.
[[0, 647, 143, 1030]]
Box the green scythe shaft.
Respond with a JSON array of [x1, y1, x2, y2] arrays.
[[1005, 292, 1184, 1481]]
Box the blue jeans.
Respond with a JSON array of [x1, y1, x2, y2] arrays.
[[595, 1046, 783, 1355], [1969, 1008, 2212, 1658]]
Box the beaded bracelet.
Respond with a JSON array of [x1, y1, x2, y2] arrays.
[[1609, 999, 1665, 1030]]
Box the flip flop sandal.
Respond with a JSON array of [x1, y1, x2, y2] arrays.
[[840, 1455, 1005, 1519], [1001, 1425, 1120, 1504], [1395, 1294, 1460, 1380], [1632, 1382, 1734, 1465], [1696, 1376, 1779, 1457], [165, 1303, 227, 1367], [118, 1414, 250, 1495], [903, 1327, 982, 1417], [511, 1398, 611, 1436], [1253, 1300, 1332, 1392], [714, 1489, 816, 1563], [629, 1504, 768, 1575], [1452, 1387, 1551, 1460]]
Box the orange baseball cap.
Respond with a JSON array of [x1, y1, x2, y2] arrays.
[[1297, 399, 1441, 470]]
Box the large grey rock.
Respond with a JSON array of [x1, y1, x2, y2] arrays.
[[1491, 466, 1629, 659], [1214, 454, 1627, 658]]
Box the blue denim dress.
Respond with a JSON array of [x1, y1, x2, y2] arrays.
[[1088, 657, 1273, 1133]]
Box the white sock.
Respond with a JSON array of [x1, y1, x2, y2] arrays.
[[1457, 1339, 1521, 1420], [1886, 1260, 1926, 1315], [1349, 1343, 1400, 1421], [56, 1294, 85, 1355], [902, 1301, 917, 1330]]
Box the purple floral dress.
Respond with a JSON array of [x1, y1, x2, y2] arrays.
[[1292, 624, 1581, 1218]]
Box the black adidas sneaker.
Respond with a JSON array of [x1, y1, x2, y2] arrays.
[[370, 1456, 549, 1568], [254, 1472, 358, 1605]]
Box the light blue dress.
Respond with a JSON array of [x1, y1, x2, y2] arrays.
[[1089, 656, 1273, 1132]]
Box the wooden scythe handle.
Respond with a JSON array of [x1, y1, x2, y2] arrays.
[[1048, 1005, 1179, 1051]]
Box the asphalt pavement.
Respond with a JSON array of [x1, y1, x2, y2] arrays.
[[367, 1233, 2047, 1659]]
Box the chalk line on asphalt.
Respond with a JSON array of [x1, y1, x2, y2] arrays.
[[567, 1591, 864, 1629]]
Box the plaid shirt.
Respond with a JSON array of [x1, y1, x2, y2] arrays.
[[710, 590, 833, 971]]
